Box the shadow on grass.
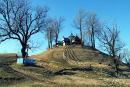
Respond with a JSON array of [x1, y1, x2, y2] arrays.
[[0, 77, 25, 81], [0, 64, 57, 87], [33, 65, 93, 76], [54, 67, 93, 75]]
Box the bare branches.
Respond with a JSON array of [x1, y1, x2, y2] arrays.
[[73, 9, 87, 44], [120, 49, 130, 65], [43, 17, 64, 49], [44, 18, 56, 49], [97, 24, 125, 76], [53, 17, 64, 44], [98, 24, 124, 57], [86, 12, 101, 48], [0, 0, 48, 58]]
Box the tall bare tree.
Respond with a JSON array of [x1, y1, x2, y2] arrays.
[[53, 17, 64, 44], [44, 17, 64, 49], [73, 9, 87, 45], [0, 0, 48, 58], [86, 13, 101, 49], [98, 24, 124, 76], [45, 18, 56, 49]]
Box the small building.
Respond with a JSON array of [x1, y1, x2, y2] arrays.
[[17, 58, 24, 64], [17, 52, 23, 64], [17, 57, 36, 65], [69, 33, 81, 45], [63, 37, 70, 45], [69, 33, 75, 44], [56, 33, 81, 46], [16, 52, 36, 65], [55, 33, 81, 47], [24, 58, 36, 65]]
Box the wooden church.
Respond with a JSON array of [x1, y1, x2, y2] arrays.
[[57, 33, 81, 46]]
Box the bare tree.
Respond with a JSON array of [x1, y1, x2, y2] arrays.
[[98, 24, 124, 76], [45, 18, 56, 49], [0, 0, 48, 58], [86, 13, 101, 49], [53, 17, 64, 45], [120, 49, 130, 66], [44, 17, 64, 49], [73, 9, 87, 45]]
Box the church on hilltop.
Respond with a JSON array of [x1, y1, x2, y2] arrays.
[[57, 33, 81, 46]]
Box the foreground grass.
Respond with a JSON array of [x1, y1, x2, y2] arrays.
[[0, 63, 129, 87]]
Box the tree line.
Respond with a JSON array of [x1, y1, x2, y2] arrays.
[[73, 9, 126, 76]]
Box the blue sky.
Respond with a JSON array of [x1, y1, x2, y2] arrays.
[[0, 0, 130, 55]]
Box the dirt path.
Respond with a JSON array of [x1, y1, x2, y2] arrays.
[[64, 45, 80, 61]]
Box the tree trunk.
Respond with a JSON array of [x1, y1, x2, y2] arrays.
[[48, 39, 50, 49], [21, 45, 27, 59], [113, 57, 119, 77], [90, 33, 93, 47], [50, 30, 52, 48], [55, 34, 58, 44], [50, 40, 52, 48], [80, 28, 83, 45], [91, 27, 95, 49], [48, 30, 51, 49]]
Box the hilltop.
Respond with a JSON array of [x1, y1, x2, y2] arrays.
[[33, 45, 126, 73]]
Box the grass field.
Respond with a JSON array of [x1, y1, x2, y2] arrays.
[[1, 64, 130, 87], [0, 46, 130, 87]]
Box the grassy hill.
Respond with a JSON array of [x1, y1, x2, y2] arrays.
[[0, 53, 17, 65], [0, 45, 130, 87], [0, 53, 17, 58]]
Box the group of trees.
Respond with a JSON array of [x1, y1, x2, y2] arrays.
[[0, 0, 64, 58], [74, 9, 126, 76], [45, 17, 64, 49], [73, 9, 124, 57], [73, 9, 101, 48]]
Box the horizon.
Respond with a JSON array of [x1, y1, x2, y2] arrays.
[[0, 0, 130, 55]]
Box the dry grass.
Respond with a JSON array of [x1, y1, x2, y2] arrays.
[[1, 64, 130, 87], [1, 46, 130, 87], [0, 53, 17, 59]]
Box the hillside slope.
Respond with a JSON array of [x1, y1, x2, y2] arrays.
[[30, 45, 130, 87], [33, 45, 128, 75], [1, 45, 130, 87]]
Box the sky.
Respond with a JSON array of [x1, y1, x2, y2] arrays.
[[0, 0, 130, 55]]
